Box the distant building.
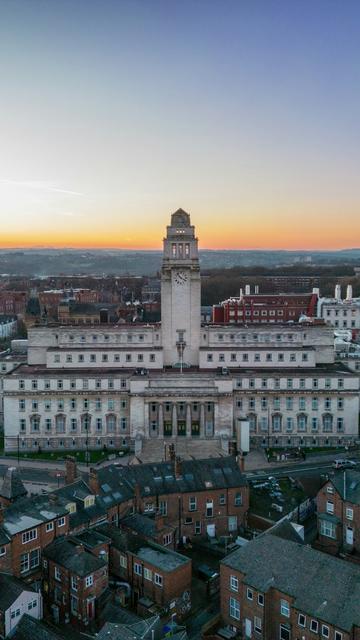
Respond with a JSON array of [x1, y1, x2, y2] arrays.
[[212, 288, 319, 324], [319, 284, 360, 336], [0, 316, 17, 340]]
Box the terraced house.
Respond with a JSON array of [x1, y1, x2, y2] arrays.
[[221, 531, 360, 640]]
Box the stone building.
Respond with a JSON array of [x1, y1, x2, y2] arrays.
[[2, 209, 359, 453]]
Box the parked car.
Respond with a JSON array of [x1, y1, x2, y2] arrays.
[[332, 459, 357, 469]]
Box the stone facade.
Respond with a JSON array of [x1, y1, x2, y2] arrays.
[[2, 209, 360, 452]]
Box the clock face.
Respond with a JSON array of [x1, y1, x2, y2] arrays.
[[174, 271, 188, 285]]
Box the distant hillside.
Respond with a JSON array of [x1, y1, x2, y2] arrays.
[[0, 248, 359, 276]]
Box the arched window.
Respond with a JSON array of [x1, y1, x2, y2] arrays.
[[81, 414, 91, 433], [106, 414, 116, 433], [55, 414, 66, 433], [323, 413, 333, 432], [297, 414, 308, 432]]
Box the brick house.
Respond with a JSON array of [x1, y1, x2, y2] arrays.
[[317, 469, 360, 556], [0, 573, 42, 638], [42, 536, 109, 627], [220, 531, 360, 640], [90, 456, 249, 541], [120, 512, 176, 549], [97, 524, 192, 618]]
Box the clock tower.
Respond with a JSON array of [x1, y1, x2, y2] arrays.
[[161, 208, 201, 367]]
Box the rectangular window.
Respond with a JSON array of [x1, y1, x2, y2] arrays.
[[134, 563, 142, 576], [30, 549, 40, 570], [280, 624, 290, 640], [247, 588, 253, 601], [206, 500, 213, 517], [322, 625, 329, 638], [154, 573, 163, 587], [346, 507, 353, 520], [310, 620, 318, 633], [230, 575, 238, 591], [57, 517, 66, 527], [234, 492, 242, 506], [46, 522, 54, 532], [71, 576, 78, 591], [120, 555, 127, 568], [335, 632, 343, 640], [22, 528, 37, 544], [254, 616, 262, 633], [229, 597, 240, 620], [144, 567, 152, 581], [298, 613, 306, 627], [55, 566, 61, 581], [258, 593, 264, 606], [85, 574, 93, 587], [326, 501, 334, 514], [189, 496, 197, 511], [280, 599, 290, 617], [320, 520, 336, 539]]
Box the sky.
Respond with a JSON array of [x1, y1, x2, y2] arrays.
[[0, 0, 360, 251]]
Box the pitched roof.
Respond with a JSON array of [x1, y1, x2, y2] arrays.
[[96, 456, 246, 508], [221, 533, 360, 632], [97, 616, 159, 640], [331, 469, 360, 504], [0, 573, 35, 610], [0, 466, 27, 501], [43, 537, 107, 577], [11, 614, 66, 640]]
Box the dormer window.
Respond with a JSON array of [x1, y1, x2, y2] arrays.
[[66, 502, 77, 514], [84, 495, 95, 508]]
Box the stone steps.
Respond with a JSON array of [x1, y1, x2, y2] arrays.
[[138, 437, 225, 463]]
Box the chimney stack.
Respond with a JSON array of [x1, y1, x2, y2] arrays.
[[237, 454, 245, 473], [88, 468, 100, 495], [65, 457, 78, 486], [254, 285, 259, 294], [346, 284, 353, 301], [335, 284, 341, 300], [174, 456, 182, 479], [245, 284, 251, 295]]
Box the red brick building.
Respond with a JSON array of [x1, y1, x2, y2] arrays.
[[220, 531, 360, 640], [42, 536, 108, 627], [89, 456, 249, 541], [316, 469, 360, 556], [212, 291, 319, 324], [0, 292, 28, 316]]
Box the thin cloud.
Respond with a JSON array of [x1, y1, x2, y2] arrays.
[[0, 179, 84, 197]]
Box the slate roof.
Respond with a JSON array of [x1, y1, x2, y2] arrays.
[[0, 526, 11, 546], [265, 519, 305, 544], [74, 529, 111, 550], [43, 537, 106, 577], [11, 614, 66, 640], [222, 533, 360, 632], [97, 616, 159, 640], [331, 469, 360, 504], [96, 456, 247, 508], [55, 478, 107, 529], [121, 513, 171, 538], [0, 466, 27, 501], [0, 572, 36, 610], [3, 493, 68, 536]]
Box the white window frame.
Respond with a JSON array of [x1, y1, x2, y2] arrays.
[[22, 528, 37, 544], [85, 574, 93, 587], [280, 599, 290, 617], [154, 572, 163, 587], [230, 575, 238, 592]]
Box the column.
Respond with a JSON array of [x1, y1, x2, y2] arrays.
[[144, 402, 150, 438], [200, 403, 205, 438], [172, 402, 177, 435], [186, 403, 192, 437], [158, 402, 164, 438]]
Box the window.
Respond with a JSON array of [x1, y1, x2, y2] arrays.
[[230, 575, 238, 591], [312, 398, 318, 410], [322, 625, 329, 638], [71, 576, 78, 591], [229, 596, 240, 620], [320, 520, 336, 539], [310, 620, 318, 633], [55, 566, 61, 581], [326, 501, 334, 514], [280, 599, 290, 617], [58, 517, 66, 527], [247, 588, 253, 601], [120, 554, 127, 568], [144, 567, 152, 581], [85, 574, 93, 587], [234, 492, 242, 506], [46, 522, 54, 532], [189, 496, 197, 511], [258, 593, 264, 606], [206, 499, 213, 517], [22, 528, 37, 544], [0, 546, 6, 557], [195, 521, 201, 535], [219, 493, 226, 505], [334, 632, 343, 640], [154, 573, 163, 587], [19, 399, 25, 411], [346, 507, 353, 520], [71, 594, 78, 614], [280, 624, 290, 640], [254, 616, 262, 633], [20, 553, 29, 573], [298, 613, 306, 627], [286, 397, 293, 410], [28, 599, 37, 610], [163, 533, 172, 546], [134, 563, 142, 576]]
